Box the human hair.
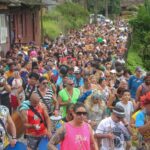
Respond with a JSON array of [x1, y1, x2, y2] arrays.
[[117, 87, 125, 96], [73, 102, 86, 112], [141, 92, 150, 106], [28, 72, 39, 80], [39, 77, 47, 83], [144, 72, 150, 81], [8, 62, 14, 68], [121, 89, 130, 96]]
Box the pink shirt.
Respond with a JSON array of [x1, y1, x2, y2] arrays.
[[61, 122, 91, 150]]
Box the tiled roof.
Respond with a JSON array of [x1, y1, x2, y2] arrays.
[[0, 0, 43, 5]]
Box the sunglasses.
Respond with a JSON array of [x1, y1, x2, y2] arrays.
[[76, 111, 87, 116], [68, 83, 74, 86]]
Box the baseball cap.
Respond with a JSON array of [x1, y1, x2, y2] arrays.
[[135, 67, 142, 72], [113, 105, 125, 118], [74, 67, 81, 74]]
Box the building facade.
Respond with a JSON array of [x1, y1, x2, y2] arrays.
[[0, 0, 43, 56]]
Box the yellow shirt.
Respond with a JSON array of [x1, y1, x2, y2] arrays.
[[132, 110, 141, 121]]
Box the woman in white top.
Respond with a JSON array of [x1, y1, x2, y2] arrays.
[[10, 70, 25, 112]]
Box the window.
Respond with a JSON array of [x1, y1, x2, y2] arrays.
[[0, 14, 6, 27], [0, 14, 8, 44]]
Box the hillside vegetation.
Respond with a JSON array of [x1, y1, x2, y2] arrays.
[[127, 4, 150, 72], [43, 2, 89, 40]]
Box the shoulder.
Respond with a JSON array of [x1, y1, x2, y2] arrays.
[[128, 101, 133, 105], [59, 88, 65, 94], [87, 123, 93, 134], [73, 88, 80, 93], [39, 103, 47, 110], [59, 89, 67, 98], [136, 111, 145, 118], [98, 117, 110, 126], [96, 117, 111, 133], [116, 101, 122, 106], [129, 75, 135, 80]]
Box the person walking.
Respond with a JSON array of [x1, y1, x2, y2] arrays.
[[0, 104, 17, 149], [95, 105, 132, 150], [128, 67, 143, 100], [136, 72, 150, 107], [135, 91, 150, 149], [36, 77, 58, 116], [20, 92, 52, 150], [58, 78, 80, 117], [48, 102, 98, 150]]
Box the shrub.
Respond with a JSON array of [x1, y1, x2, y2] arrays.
[[127, 47, 145, 73], [128, 5, 150, 71], [42, 2, 89, 40]]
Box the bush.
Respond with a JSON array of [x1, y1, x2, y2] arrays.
[[42, 2, 89, 40], [127, 46, 145, 73], [43, 19, 62, 40]]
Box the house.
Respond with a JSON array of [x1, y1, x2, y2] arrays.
[[0, 0, 43, 56], [121, 0, 144, 9]]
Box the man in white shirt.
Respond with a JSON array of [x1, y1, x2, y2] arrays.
[[95, 105, 132, 150]]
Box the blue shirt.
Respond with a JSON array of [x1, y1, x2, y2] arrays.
[[56, 76, 63, 86], [74, 77, 84, 88], [135, 110, 146, 128], [128, 75, 143, 99]]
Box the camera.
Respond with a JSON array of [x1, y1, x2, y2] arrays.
[[112, 126, 123, 148], [114, 136, 122, 148]]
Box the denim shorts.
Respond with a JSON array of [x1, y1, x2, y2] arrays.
[[26, 135, 43, 149]]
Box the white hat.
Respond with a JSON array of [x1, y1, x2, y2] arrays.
[[110, 69, 117, 74], [74, 67, 80, 74]]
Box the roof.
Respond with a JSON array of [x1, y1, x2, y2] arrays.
[[0, 0, 9, 2], [20, 0, 43, 5], [0, 0, 43, 6]]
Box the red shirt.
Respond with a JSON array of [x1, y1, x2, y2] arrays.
[[26, 105, 47, 136]]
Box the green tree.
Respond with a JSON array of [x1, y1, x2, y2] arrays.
[[128, 4, 150, 70], [144, 0, 150, 15]]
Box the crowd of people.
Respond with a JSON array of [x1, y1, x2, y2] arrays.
[[0, 17, 150, 150]]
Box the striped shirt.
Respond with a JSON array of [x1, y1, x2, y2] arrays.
[[36, 88, 54, 115]]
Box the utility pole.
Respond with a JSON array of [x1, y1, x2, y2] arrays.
[[94, 0, 98, 23]]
